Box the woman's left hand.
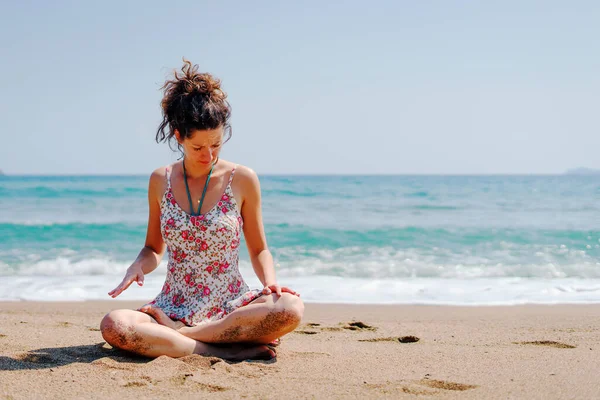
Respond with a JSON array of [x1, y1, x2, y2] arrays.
[[262, 284, 300, 297]]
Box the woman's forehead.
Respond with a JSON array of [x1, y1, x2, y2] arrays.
[[187, 128, 223, 144]]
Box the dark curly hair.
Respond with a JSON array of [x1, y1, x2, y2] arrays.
[[156, 59, 232, 152]]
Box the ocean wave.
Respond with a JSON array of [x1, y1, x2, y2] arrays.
[[2, 246, 599, 279], [266, 225, 600, 249], [0, 186, 146, 199], [405, 191, 430, 198], [262, 189, 359, 199], [410, 204, 459, 210], [0, 257, 136, 277], [2, 273, 600, 304], [2, 223, 599, 253], [1, 222, 145, 242]]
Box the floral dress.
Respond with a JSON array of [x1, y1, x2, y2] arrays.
[[146, 164, 263, 326]]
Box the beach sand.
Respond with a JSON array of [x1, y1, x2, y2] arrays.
[[1, 301, 599, 399]]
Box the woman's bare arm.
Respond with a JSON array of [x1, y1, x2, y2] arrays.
[[237, 167, 277, 288], [108, 168, 167, 297]]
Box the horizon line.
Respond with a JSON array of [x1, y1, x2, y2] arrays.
[[2, 172, 598, 177]]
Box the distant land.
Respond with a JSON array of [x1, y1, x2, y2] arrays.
[[565, 168, 600, 175]]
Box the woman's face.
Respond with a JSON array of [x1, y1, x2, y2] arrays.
[[177, 127, 224, 166]]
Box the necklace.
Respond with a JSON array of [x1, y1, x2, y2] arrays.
[[182, 159, 215, 216]]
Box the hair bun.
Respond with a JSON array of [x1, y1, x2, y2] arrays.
[[156, 58, 232, 148], [188, 76, 217, 96], [175, 60, 225, 101]]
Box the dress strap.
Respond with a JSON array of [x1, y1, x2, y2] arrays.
[[165, 165, 172, 190], [227, 165, 237, 186]]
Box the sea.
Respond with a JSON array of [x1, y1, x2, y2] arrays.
[[1, 174, 599, 305]]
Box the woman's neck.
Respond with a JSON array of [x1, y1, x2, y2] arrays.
[[182, 158, 216, 179]]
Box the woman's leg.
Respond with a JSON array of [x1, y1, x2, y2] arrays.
[[142, 293, 304, 345], [99, 309, 275, 360]]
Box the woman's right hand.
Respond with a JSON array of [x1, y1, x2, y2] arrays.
[[108, 265, 145, 298]]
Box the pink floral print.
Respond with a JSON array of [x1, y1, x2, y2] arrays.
[[146, 165, 262, 326]]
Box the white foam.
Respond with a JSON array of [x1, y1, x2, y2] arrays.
[[2, 255, 600, 304], [272, 246, 600, 279], [1, 273, 600, 305], [0, 257, 149, 277], [2, 250, 600, 280]]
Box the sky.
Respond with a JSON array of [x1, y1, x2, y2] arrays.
[[1, 0, 599, 175]]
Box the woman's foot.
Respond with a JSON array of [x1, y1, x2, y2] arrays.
[[139, 305, 185, 330], [215, 344, 277, 361]]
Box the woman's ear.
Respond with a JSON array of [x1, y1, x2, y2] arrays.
[[174, 129, 182, 144]]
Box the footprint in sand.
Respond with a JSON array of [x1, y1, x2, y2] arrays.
[[343, 321, 377, 331], [513, 340, 576, 349], [290, 351, 331, 359], [295, 321, 378, 334], [417, 379, 478, 391], [293, 322, 321, 334], [122, 381, 148, 388], [399, 336, 420, 343], [359, 336, 420, 343], [400, 386, 437, 395], [365, 382, 440, 396], [294, 330, 319, 335]]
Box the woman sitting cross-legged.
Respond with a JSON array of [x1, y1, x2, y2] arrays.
[[100, 59, 304, 361]]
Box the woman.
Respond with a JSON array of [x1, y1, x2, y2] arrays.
[[100, 60, 304, 361]]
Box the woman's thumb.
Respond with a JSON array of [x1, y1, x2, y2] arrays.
[[137, 273, 144, 286]]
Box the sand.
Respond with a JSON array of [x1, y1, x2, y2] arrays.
[[1, 301, 599, 399]]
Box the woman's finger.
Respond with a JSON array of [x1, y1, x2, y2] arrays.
[[280, 286, 301, 297], [109, 283, 126, 297], [108, 284, 123, 296], [265, 285, 283, 297], [109, 277, 134, 297]]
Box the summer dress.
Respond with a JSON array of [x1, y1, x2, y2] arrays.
[[146, 164, 263, 326]]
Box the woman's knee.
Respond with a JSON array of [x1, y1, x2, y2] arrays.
[[100, 310, 136, 349], [274, 293, 304, 326]]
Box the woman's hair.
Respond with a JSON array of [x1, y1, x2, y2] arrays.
[[156, 59, 232, 151]]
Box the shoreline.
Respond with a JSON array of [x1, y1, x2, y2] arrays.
[[3, 298, 600, 306], [1, 302, 600, 399]]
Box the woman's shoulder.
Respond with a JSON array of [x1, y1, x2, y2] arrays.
[[226, 162, 261, 200], [229, 163, 259, 184], [148, 164, 175, 198], [149, 164, 172, 183]]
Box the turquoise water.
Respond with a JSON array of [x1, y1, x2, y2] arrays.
[[1, 174, 599, 303]]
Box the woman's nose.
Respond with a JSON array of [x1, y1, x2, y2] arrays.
[[200, 148, 212, 159]]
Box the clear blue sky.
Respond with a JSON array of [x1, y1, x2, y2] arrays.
[[1, 1, 599, 175]]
